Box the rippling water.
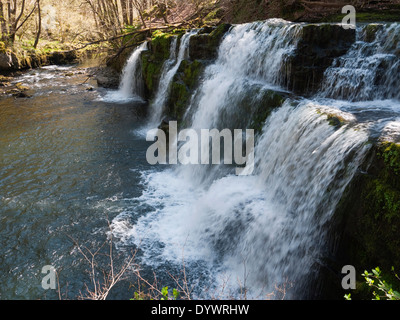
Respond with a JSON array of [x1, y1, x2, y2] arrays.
[[0, 64, 152, 299]]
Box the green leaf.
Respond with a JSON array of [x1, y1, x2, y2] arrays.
[[393, 290, 400, 299], [161, 286, 169, 298], [344, 293, 352, 300], [372, 268, 381, 276], [173, 288, 180, 300]]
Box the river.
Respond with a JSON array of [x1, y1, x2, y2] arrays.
[[0, 63, 153, 299]]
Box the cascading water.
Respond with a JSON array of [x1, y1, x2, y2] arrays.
[[111, 20, 400, 299], [187, 20, 301, 129], [319, 23, 400, 101], [103, 41, 148, 103], [149, 30, 198, 125]]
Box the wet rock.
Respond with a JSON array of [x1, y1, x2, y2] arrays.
[[93, 66, 120, 89], [189, 23, 232, 61], [12, 90, 33, 98], [6, 88, 20, 95], [15, 82, 30, 91], [283, 24, 356, 95], [48, 50, 78, 65], [0, 52, 13, 70], [4, 81, 34, 98], [0, 75, 12, 87], [330, 140, 400, 299]]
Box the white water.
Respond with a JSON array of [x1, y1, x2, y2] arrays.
[[103, 42, 148, 103], [110, 20, 400, 299], [149, 30, 199, 125], [319, 23, 400, 101], [188, 20, 301, 129]]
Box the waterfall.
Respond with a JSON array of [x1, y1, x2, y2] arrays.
[[319, 23, 400, 101], [187, 19, 302, 129], [103, 42, 148, 103], [111, 20, 399, 299], [149, 30, 198, 125]]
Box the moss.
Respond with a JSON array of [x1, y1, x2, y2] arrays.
[[364, 179, 400, 224], [378, 142, 400, 178], [181, 60, 203, 88], [166, 59, 205, 123], [140, 31, 177, 98], [141, 52, 163, 96], [324, 10, 400, 23], [249, 89, 286, 134], [151, 30, 177, 60], [189, 23, 231, 61], [209, 23, 231, 43], [316, 109, 347, 128], [334, 141, 400, 285], [203, 7, 224, 25], [362, 24, 384, 43], [168, 81, 191, 123]]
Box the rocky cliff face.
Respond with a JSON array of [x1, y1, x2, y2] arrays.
[[282, 24, 356, 95]]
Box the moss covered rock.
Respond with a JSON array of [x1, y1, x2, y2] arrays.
[[189, 23, 231, 61], [165, 59, 205, 124], [140, 31, 182, 99], [328, 141, 400, 299]]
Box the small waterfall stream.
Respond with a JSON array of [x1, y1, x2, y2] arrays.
[[150, 30, 199, 125], [103, 41, 148, 103]]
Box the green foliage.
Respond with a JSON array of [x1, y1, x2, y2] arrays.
[[344, 267, 400, 300], [378, 142, 400, 176], [324, 10, 400, 23], [166, 59, 205, 123], [366, 180, 400, 225], [315, 109, 347, 129], [130, 287, 180, 301], [361, 267, 400, 300], [160, 286, 180, 300], [203, 7, 224, 25], [122, 24, 142, 34]]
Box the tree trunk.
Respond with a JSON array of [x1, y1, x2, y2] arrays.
[[129, 0, 134, 26], [0, 0, 8, 41], [120, 0, 129, 25], [8, 0, 26, 43], [33, 0, 41, 49]]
